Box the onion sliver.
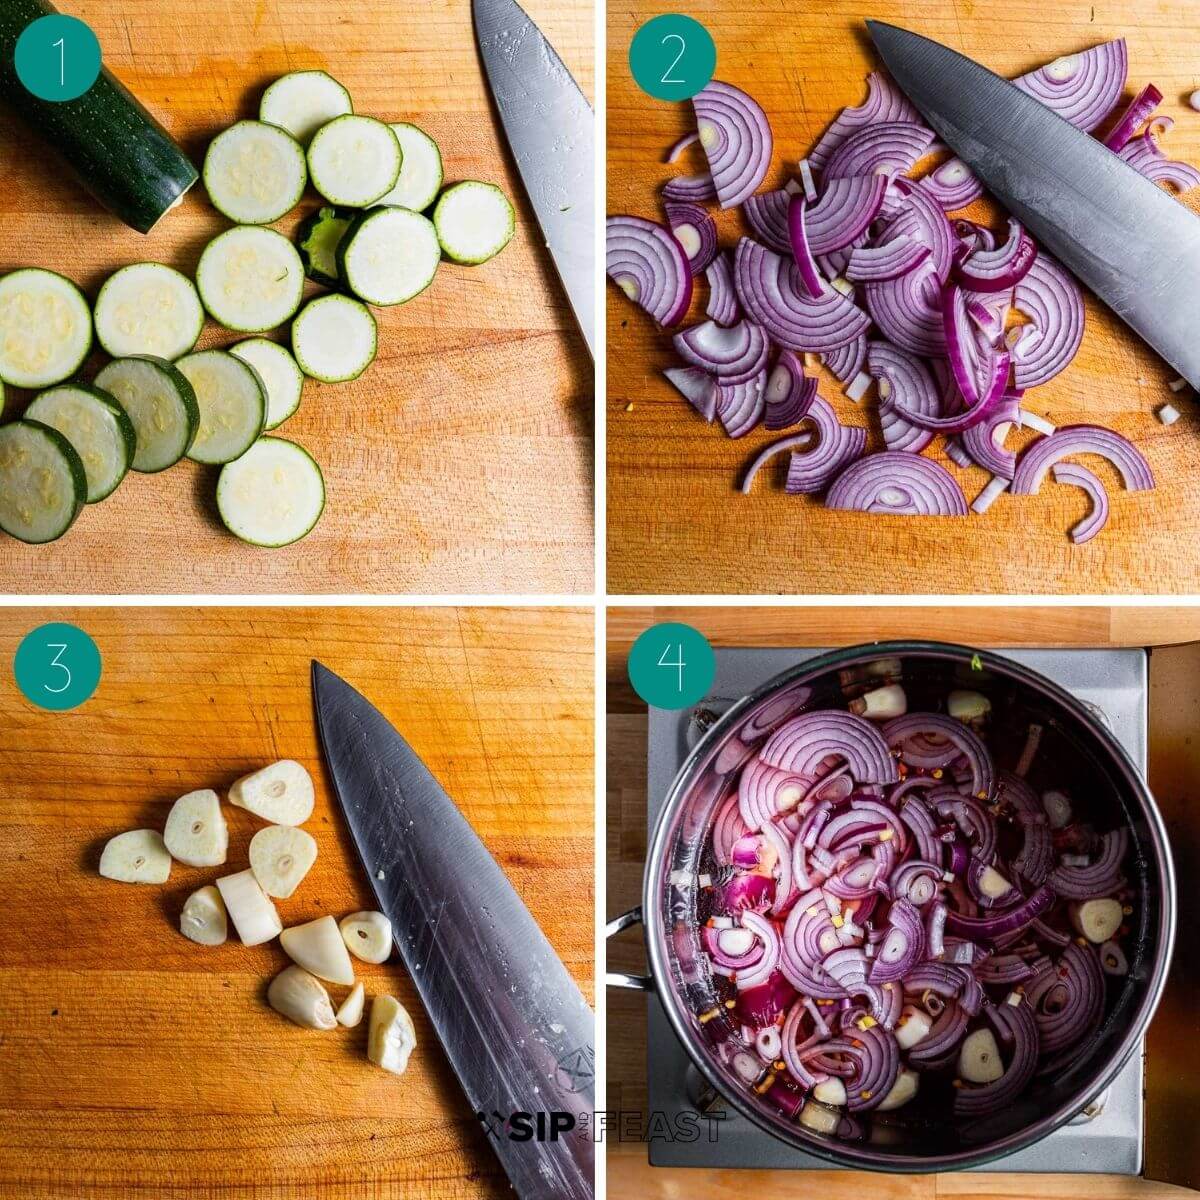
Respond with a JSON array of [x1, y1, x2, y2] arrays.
[[705, 251, 740, 325], [1103, 82, 1162, 150], [1010, 424, 1154, 495], [955, 219, 1037, 292], [808, 71, 923, 172], [1012, 39, 1128, 132], [961, 393, 1022, 479], [718, 370, 767, 438], [919, 159, 984, 210], [786, 196, 826, 299], [665, 200, 718, 275], [761, 710, 897, 783], [804, 176, 888, 254], [1118, 129, 1200, 193], [606, 215, 693, 326], [825, 452, 968, 516], [782, 395, 866, 494], [1009, 252, 1085, 389], [665, 130, 699, 163], [663, 171, 717, 202], [871, 340, 939, 454], [693, 80, 773, 208], [865, 261, 946, 356], [1052, 461, 1110, 543], [674, 317, 769, 384], [743, 189, 793, 255], [845, 235, 929, 283], [823, 335, 867, 384], [821, 121, 934, 182], [880, 180, 956, 280], [663, 366, 718, 421], [764, 350, 817, 430]]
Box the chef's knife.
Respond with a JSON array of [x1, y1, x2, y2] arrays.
[[472, 0, 595, 358], [312, 663, 595, 1200], [868, 21, 1200, 391]]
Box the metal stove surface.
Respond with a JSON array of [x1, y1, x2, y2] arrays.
[[645, 646, 1147, 1174]]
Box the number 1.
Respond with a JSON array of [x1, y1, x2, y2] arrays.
[[660, 33, 686, 84], [44, 642, 71, 694], [657, 642, 686, 691], [52, 37, 64, 87]]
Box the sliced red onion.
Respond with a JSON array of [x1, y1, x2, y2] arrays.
[[1049, 828, 1128, 898], [704, 923, 766, 970], [868, 899, 925, 983], [713, 793, 750, 864], [919, 157, 984, 210], [868, 341, 938, 454], [1117, 127, 1200, 192], [1102, 82, 1162, 150], [1009, 252, 1085, 389], [734, 237, 871, 353], [961, 393, 1022, 479], [738, 758, 808, 829], [1013, 39, 1129, 132], [662, 171, 717, 202], [762, 710, 898, 783], [967, 290, 1011, 341], [764, 350, 818, 430], [720, 872, 776, 915], [953, 998, 1039, 1117], [743, 189, 792, 255], [674, 317, 770, 384], [804, 176, 889, 254], [1052, 462, 1110, 543], [606, 215, 693, 327], [822, 335, 867, 384], [817, 232, 868, 283], [741, 432, 815, 495], [761, 822, 795, 916], [1010, 424, 1154, 495], [786, 196, 826, 300], [1027, 941, 1103, 1054], [942, 883, 1056, 941], [822, 121, 934, 182], [955, 219, 1037, 292], [826, 452, 969, 516], [808, 71, 924, 172], [938, 795, 998, 863], [908, 1001, 969, 1070], [664, 200, 719, 275], [784, 396, 867, 494], [663, 365, 718, 422], [735, 971, 798, 1028], [665, 130, 699, 163], [718, 369, 767, 438], [886, 713, 994, 798], [705, 251, 740, 325], [865, 261, 947, 357], [892, 860, 942, 906], [693, 80, 773, 208], [880, 179, 956, 281], [895, 337, 1008, 434], [845, 235, 929, 284], [823, 1023, 901, 1113]]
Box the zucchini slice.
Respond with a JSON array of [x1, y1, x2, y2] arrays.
[[338, 207, 440, 306], [94, 263, 204, 361], [307, 115, 401, 208], [217, 436, 325, 546], [230, 339, 303, 430], [376, 123, 443, 211], [291, 295, 376, 383], [204, 120, 308, 225], [259, 71, 353, 146], [296, 205, 353, 287], [24, 383, 136, 503], [176, 350, 267, 464], [0, 268, 92, 388], [432, 181, 515, 264], [94, 356, 199, 473], [196, 226, 305, 333], [0, 419, 87, 543]]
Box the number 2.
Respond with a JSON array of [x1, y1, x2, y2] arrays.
[[660, 33, 686, 84], [52, 36, 64, 87], [44, 642, 71, 694], [657, 642, 686, 691]]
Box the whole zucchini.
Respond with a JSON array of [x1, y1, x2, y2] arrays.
[[0, 0, 197, 233]]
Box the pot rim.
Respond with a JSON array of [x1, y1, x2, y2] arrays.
[[642, 639, 1176, 1172]]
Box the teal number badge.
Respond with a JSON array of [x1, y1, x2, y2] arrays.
[[628, 621, 715, 710], [15, 14, 102, 103], [14, 622, 102, 711], [629, 14, 716, 102]]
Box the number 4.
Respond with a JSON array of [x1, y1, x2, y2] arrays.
[[44, 642, 71, 694], [657, 642, 686, 691], [660, 33, 685, 84]]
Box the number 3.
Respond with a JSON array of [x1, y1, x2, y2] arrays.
[[44, 642, 71, 694], [660, 33, 686, 84]]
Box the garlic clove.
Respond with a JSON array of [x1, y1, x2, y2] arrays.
[[215, 869, 282, 946], [267, 965, 337, 1030], [895, 1003, 932, 1049], [367, 994, 416, 1075], [958, 1027, 1004, 1083], [228, 759, 314, 825], [280, 915, 355, 985], [948, 690, 991, 723], [339, 910, 393, 964], [180, 884, 227, 945], [336, 981, 365, 1027], [798, 1099, 841, 1133], [976, 864, 1013, 900], [249, 824, 317, 898], [848, 684, 906, 720], [876, 1067, 919, 1112], [163, 789, 228, 867], [812, 1077, 846, 1106], [99, 829, 171, 883], [1069, 897, 1123, 943]]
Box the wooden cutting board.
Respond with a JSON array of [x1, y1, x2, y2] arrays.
[[0, 606, 594, 1199], [0, 0, 593, 595], [607, 0, 1200, 595]]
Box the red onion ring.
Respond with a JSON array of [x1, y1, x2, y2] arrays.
[[704, 251, 740, 325], [1052, 462, 1110, 544], [845, 235, 930, 284], [662, 171, 718, 202], [1117, 127, 1200, 192], [1010, 424, 1154, 495], [919, 158, 984, 210], [865, 260, 947, 356], [786, 196, 827, 300], [717, 369, 767, 438], [664, 200, 719, 275], [808, 71, 923, 172], [673, 317, 770, 384], [693, 80, 774, 208], [762, 710, 897, 783], [743, 188, 793, 255], [606, 215, 693, 326], [783, 396, 867, 494], [1009, 252, 1085, 388], [1013, 39, 1128, 132], [1102, 82, 1163, 150], [821, 121, 934, 182], [822, 335, 868, 384], [825, 452, 969, 517], [663, 365, 718, 422], [804, 175, 889, 254], [954, 219, 1037, 292], [961, 393, 1022, 479], [764, 350, 818, 430], [868, 341, 939, 454]]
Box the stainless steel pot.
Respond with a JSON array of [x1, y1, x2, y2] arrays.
[[608, 641, 1175, 1172]]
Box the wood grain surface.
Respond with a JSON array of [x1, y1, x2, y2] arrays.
[[606, 0, 1200, 595], [0, 0, 593, 595], [0, 605, 594, 1199], [606, 605, 1200, 1194]]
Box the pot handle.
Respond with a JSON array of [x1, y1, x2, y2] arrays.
[[606, 906, 654, 991]]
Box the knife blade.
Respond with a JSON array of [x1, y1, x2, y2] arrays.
[[867, 21, 1200, 390], [472, 0, 595, 358], [312, 662, 595, 1200]]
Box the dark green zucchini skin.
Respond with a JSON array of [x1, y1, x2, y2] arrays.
[[0, 0, 198, 233]]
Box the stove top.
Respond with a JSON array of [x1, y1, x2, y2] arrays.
[[645, 645, 1147, 1174]]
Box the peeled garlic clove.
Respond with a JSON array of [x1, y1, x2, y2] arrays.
[[228, 760, 314, 825], [1042, 788, 1073, 829], [976, 864, 1013, 901], [249, 825, 317, 898], [367, 994, 416, 1075], [215, 869, 282, 946], [280, 915, 355, 985], [267, 965, 337, 1030], [848, 684, 906, 720], [336, 981, 365, 1028], [895, 1003, 932, 1049], [876, 1067, 919, 1112], [948, 690, 991, 723], [99, 829, 171, 884], [339, 910, 393, 964], [958, 1027, 1004, 1083], [1069, 897, 1123, 943], [180, 884, 227, 945], [812, 1077, 846, 1106], [163, 789, 228, 867], [798, 1100, 840, 1134]]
